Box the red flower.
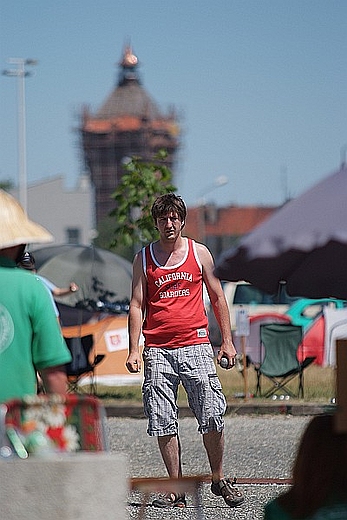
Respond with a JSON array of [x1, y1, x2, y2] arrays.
[[47, 426, 66, 450]]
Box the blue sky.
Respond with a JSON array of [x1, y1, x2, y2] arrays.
[[1, 0, 346, 208]]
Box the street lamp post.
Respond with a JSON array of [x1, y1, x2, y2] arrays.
[[3, 58, 37, 213], [197, 175, 229, 244]]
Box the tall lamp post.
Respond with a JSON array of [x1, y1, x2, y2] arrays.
[[3, 58, 37, 213], [197, 175, 229, 245]]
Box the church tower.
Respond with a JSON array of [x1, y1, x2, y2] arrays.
[[80, 45, 180, 226]]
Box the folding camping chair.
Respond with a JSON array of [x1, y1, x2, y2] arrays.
[[255, 323, 315, 398], [64, 335, 105, 394]]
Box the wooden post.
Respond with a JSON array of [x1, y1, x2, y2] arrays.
[[335, 339, 347, 433], [236, 307, 250, 401], [241, 335, 248, 401]]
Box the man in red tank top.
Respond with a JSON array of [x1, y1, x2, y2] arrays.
[[126, 193, 244, 509]]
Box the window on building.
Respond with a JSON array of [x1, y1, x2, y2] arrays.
[[66, 228, 81, 244]]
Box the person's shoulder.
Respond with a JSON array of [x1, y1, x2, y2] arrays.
[[134, 247, 146, 263], [190, 239, 212, 260], [10, 269, 50, 296], [192, 240, 206, 250], [186, 236, 208, 249], [13, 268, 39, 285], [134, 243, 151, 256], [37, 275, 56, 288]]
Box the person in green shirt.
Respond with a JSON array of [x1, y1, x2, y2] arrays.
[[264, 414, 347, 520], [0, 189, 71, 402]]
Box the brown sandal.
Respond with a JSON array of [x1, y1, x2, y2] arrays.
[[211, 477, 244, 507], [152, 493, 186, 508]]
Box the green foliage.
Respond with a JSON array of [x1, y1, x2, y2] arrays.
[[93, 216, 134, 261], [0, 180, 14, 191], [109, 150, 176, 249]]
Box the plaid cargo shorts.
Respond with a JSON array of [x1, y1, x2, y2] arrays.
[[142, 343, 226, 436]]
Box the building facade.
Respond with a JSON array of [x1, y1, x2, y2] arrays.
[[184, 204, 278, 260], [80, 45, 180, 226], [9, 176, 278, 258], [10, 175, 94, 246]]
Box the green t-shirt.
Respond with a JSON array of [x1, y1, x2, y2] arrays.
[[0, 257, 72, 402], [264, 498, 347, 520]]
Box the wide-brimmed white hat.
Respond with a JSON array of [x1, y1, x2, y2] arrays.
[[0, 189, 53, 248]]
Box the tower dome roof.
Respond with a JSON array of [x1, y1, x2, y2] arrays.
[[95, 46, 162, 120], [96, 83, 161, 120]]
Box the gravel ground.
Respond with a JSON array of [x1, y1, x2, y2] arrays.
[[107, 414, 312, 520]]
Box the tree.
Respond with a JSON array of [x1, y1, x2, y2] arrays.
[[109, 150, 176, 250], [0, 180, 14, 191], [93, 215, 134, 261]]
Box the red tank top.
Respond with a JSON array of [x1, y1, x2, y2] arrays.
[[142, 237, 209, 348]]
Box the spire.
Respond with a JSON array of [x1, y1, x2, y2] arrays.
[[118, 44, 140, 86]]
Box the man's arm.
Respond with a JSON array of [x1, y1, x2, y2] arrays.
[[196, 243, 237, 366], [40, 365, 69, 394], [52, 282, 79, 297], [39, 276, 79, 297], [126, 252, 146, 373]]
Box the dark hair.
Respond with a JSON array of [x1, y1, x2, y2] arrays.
[[279, 414, 347, 518], [18, 251, 36, 271], [151, 193, 187, 223]]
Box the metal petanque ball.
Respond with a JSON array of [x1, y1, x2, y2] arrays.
[[219, 356, 229, 369]]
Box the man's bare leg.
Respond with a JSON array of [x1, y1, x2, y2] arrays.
[[204, 429, 244, 507], [152, 434, 186, 508], [157, 434, 182, 478], [203, 429, 224, 482]]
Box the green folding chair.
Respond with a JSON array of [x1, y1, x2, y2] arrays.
[[256, 323, 315, 398]]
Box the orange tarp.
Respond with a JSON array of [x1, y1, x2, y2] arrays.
[[62, 315, 143, 385]]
